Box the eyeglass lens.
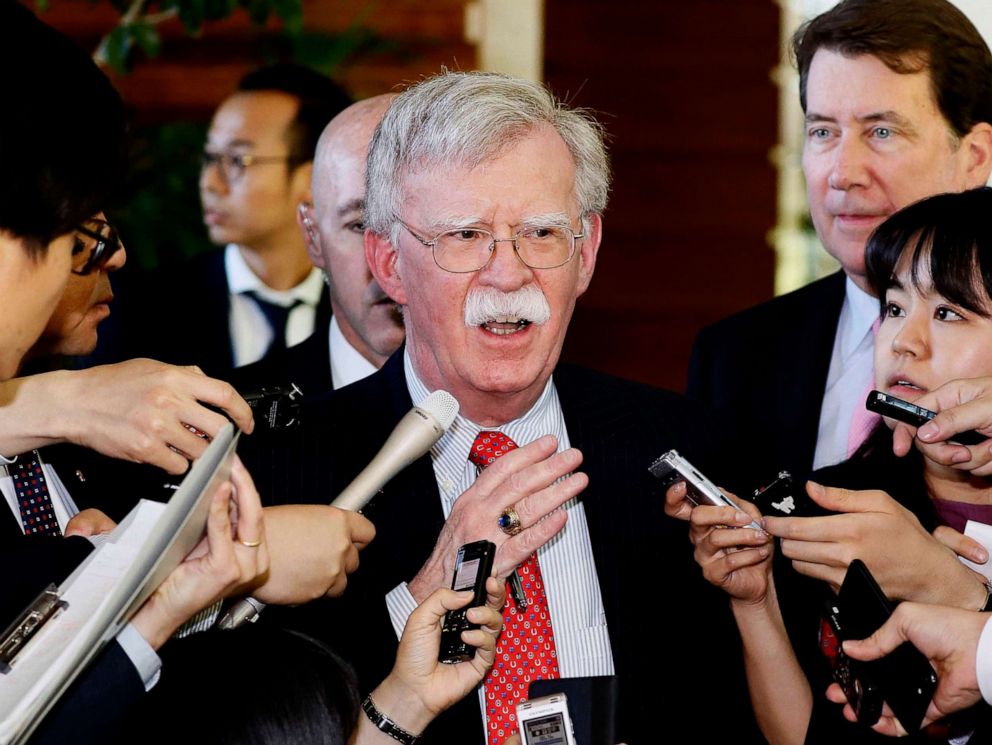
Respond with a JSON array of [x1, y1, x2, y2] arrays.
[[73, 220, 120, 275], [433, 227, 576, 272]]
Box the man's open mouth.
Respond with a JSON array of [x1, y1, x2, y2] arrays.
[[481, 316, 532, 336]]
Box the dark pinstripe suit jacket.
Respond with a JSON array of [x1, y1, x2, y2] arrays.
[[240, 351, 765, 744]]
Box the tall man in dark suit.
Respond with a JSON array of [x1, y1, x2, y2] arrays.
[[249, 70, 760, 745], [233, 94, 405, 394], [689, 0, 992, 481], [92, 65, 350, 378]]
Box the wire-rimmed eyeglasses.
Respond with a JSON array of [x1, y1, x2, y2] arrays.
[[399, 221, 584, 273]]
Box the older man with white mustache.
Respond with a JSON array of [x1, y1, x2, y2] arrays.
[[247, 71, 761, 745]]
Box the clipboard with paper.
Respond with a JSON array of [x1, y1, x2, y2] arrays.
[[0, 423, 240, 745]]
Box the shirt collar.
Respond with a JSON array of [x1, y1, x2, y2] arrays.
[[224, 244, 325, 306], [403, 347, 561, 475], [837, 275, 881, 361], [329, 315, 378, 389]]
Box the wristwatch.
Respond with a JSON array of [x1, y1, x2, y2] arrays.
[[362, 694, 421, 744]]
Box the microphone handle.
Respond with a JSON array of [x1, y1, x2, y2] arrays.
[[220, 406, 443, 629]]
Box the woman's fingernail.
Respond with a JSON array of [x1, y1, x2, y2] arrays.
[[918, 422, 939, 441]]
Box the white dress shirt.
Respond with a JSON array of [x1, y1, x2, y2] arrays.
[[329, 315, 378, 390], [2, 452, 79, 534], [813, 277, 879, 470], [385, 350, 614, 731], [224, 244, 325, 367]]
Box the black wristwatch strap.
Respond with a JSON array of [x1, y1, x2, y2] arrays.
[[362, 694, 420, 744]]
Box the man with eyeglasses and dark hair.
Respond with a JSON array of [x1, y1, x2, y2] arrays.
[[93, 64, 352, 379], [0, 5, 269, 742], [247, 70, 762, 745]]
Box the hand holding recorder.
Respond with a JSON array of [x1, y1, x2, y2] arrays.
[[877, 380, 992, 477]]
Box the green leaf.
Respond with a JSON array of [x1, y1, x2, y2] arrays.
[[103, 25, 133, 74], [239, 0, 271, 26], [203, 0, 237, 22], [131, 21, 162, 58], [176, 0, 207, 33], [272, 0, 303, 35]]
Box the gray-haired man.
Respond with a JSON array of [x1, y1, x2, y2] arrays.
[[251, 70, 760, 745]]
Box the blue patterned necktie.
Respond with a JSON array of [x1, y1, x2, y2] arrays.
[[12, 451, 61, 537]]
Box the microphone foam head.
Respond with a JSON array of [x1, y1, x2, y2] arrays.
[[418, 390, 459, 430]]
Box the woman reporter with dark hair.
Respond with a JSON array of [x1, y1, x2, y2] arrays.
[[667, 187, 992, 744]]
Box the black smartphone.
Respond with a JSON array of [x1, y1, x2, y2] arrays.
[[830, 559, 938, 733], [865, 391, 985, 446], [822, 595, 884, 727], [439, 539, 496, 664], [751, 471, 833, 518]]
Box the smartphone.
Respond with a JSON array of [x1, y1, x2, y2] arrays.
[[438, 539, 496, 664], [751, 471, 832, 518], [830, 559, 938, 733], [649, 449, 763, 531], [822, 597, 884, 726], [866, 391, 985, 446], [517, 693, 577, 745]]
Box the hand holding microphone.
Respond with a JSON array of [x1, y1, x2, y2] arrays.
[[219, 391, 460, 629]]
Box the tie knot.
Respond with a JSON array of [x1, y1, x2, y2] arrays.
[[469, 430, 518, 469], [244, 291, 304, 358]]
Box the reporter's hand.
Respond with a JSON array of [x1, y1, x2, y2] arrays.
[[64, 508, 116, 537], [362, 578, 505, 738], [130, 456, 268, 649], [252, 505, 376, 603], [825, 685, 907, 737], [683, 487, 773, 606], [663, 479, 695, 522], [407, 436, 585, 603], [764, 482, 986, 606], [932, 525, 990, 567], [832, 603, 990, 731], [56, 359, 253, 474], [891, 378, 992, 476]]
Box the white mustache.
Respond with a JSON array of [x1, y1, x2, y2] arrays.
[[464, 285, 551, 327]]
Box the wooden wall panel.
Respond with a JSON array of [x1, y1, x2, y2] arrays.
[[546, 0, 780, 392], [30, 0, 475, 123]]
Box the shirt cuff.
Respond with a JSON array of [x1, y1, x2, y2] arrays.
[[977, 615, 992, 705], [385, 582, 418, 640], [116, 622, 162, 692]]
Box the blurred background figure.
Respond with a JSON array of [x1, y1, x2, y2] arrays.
[[92, 63, 351, 378], [232, 93, 405, 394]]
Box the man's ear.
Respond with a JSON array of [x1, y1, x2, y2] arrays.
[[574, 212, 602, 298], [296, 202, 325, 269], [289, 161, 314, 204], [962, 122, 992, 187], [366, 229, 407, 305]]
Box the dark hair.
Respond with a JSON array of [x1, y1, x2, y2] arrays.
[[132, 626, 361, 745], [236, 63, 351, 167], [792, 0, 992, 138], [866, 187, 992, 318], [0, 3, 127, 257]]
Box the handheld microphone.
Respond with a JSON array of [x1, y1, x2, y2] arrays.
[[332, 390, 459, 510], [219, 390, 459, 630]]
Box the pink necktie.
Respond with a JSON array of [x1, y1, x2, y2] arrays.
[[847, 317, 882, 456], [469, 431, 560, 745]]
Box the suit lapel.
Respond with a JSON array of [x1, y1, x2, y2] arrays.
[[778, 271, 846, 475]]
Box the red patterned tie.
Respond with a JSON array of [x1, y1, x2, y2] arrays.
[[469, 431, 560, 745], [12, 451, 61, 537]]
